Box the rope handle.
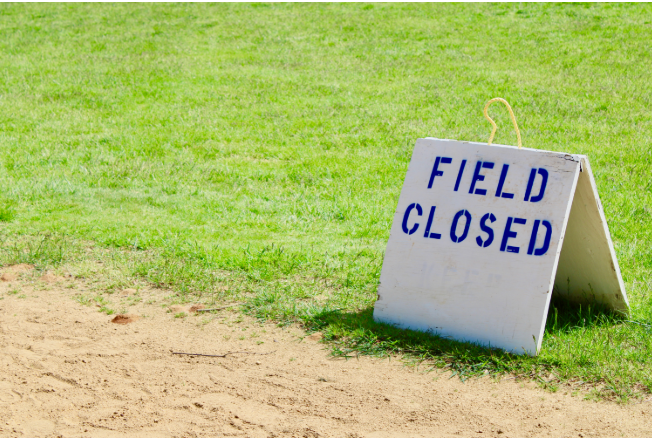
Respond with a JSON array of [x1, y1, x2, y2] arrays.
[[483, 98, 522, 149]]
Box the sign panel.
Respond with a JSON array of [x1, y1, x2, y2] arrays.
[[374, 138, 628, 355]]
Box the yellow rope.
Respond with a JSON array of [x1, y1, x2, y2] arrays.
[[483, 97, 522, 149]]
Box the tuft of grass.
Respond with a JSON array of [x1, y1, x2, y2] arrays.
[[0, 199, 16, 223], [0, 233, 74, 269]]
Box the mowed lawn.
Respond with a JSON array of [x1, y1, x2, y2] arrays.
[[0, 3, 651, 400]]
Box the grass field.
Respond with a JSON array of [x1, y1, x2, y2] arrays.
[[0, 3, 651, 401]]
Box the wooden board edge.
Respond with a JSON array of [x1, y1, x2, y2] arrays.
[[532, 158, 582, 355]]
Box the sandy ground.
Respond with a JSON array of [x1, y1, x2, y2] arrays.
[[0, 265, 651, 438]]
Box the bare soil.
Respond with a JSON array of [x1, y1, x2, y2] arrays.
[[0, 266, 650, 438]]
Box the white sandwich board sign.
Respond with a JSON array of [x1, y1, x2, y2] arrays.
[[374, 138, 628, 356]]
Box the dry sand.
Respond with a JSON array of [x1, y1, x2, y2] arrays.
[[0, 265, 650, 438]]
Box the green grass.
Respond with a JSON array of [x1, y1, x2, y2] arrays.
[[0, 3, 651, 401]]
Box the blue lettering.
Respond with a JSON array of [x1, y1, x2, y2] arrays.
[[527, 219, 553, 256], [500, 217, 527, 253], [469, 161, 495, 196], [476, 213, 496, 248], [454, 159, 467, 192], [423, 206, 442, 239], [495, 164, 515, 199], [401, 203, 422, 235], [428, 157, 452, 189], [450, 210, 472, 243], [524, 168, 549, 202]]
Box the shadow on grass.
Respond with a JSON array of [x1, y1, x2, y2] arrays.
[[545, 294, 626, 335], [300, 307, 531, 378], [293, 296, 626, 380]]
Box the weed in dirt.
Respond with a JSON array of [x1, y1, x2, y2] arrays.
[[124, 294, 142, 306], [100, 307, 115, 316], [0, 3, 650, 402], [91, 295, 115, 315], [74, 295, 93, 306]]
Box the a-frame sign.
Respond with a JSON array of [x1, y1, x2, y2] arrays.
[[373, 138, 628, 355]]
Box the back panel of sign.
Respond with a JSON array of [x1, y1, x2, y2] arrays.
[[374, 138, 581, 355], [553, 157, 628, 311]]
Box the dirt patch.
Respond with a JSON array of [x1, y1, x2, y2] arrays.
[[0, 276, 650, 437], [1, 264, 34, 282], [39, 272, 65, 283], [168, 304, 187, 313], [1, 272, 17, 282], [110, 314, 140, 324], [305, 332, 324, 342], [189, 304, 205, 313], [6, 263, 34, 274], [168, 304, 205, 314]]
